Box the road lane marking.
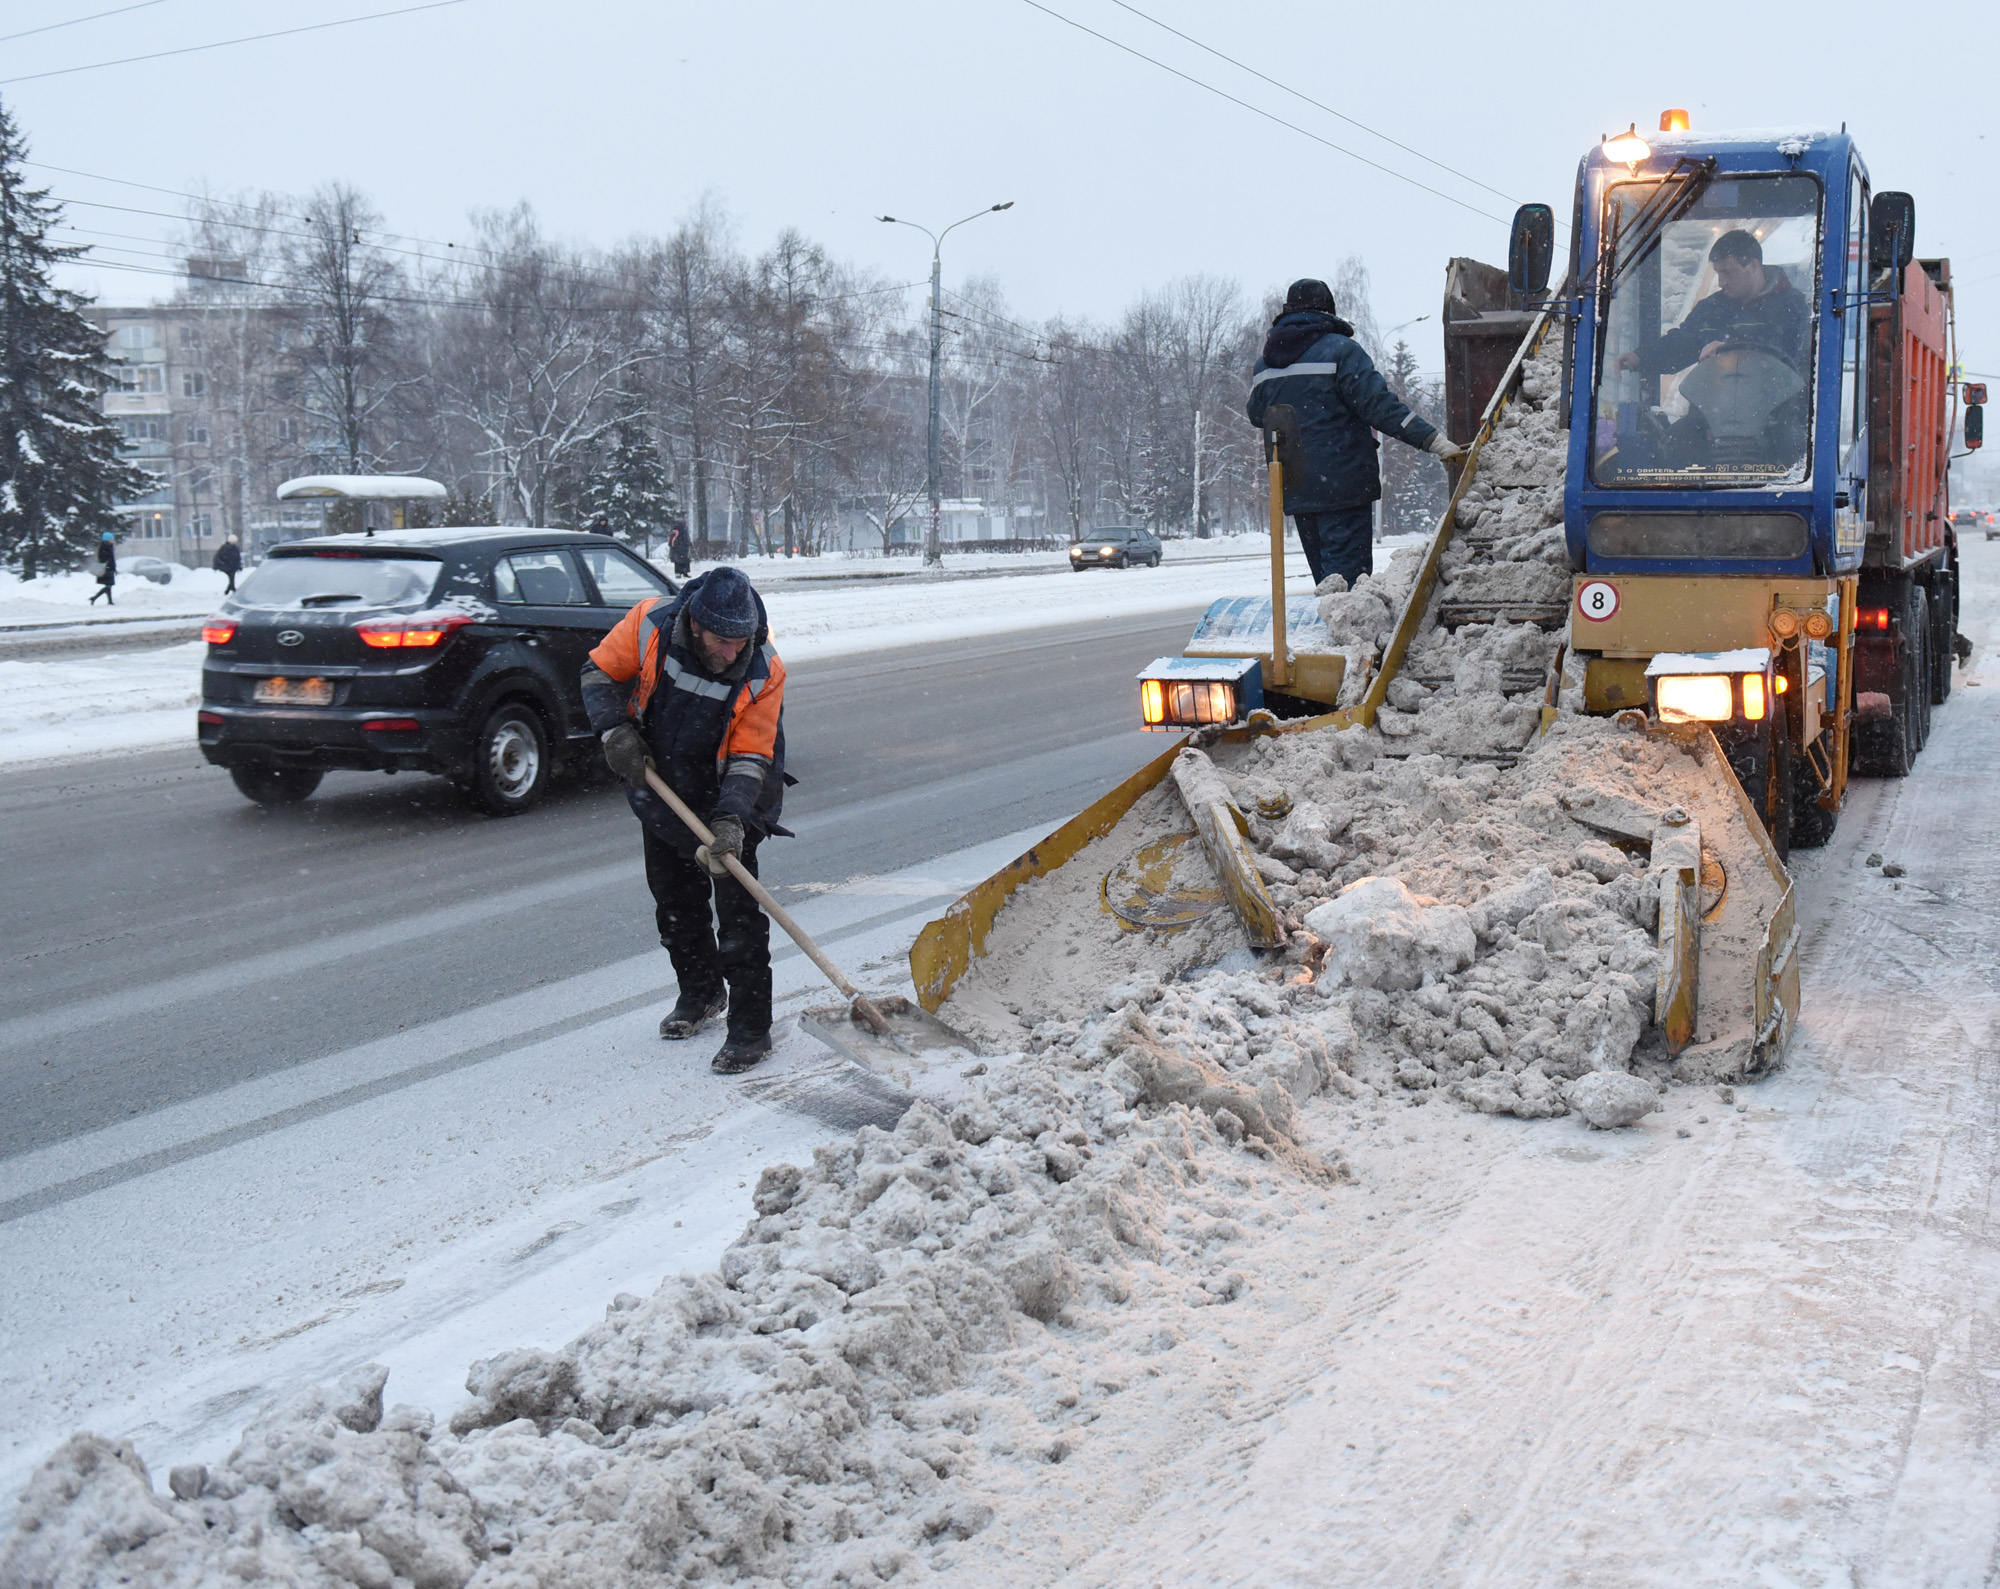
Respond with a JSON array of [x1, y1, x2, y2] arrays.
[[0, 890, 959, 1224]]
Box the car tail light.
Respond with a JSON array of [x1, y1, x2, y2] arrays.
[[362, 717, 423, 731], [201, 620, 236, 645], [358, 614, 473, 649], [1858, 607, 1891, 631], [198, 710, 224, 725]]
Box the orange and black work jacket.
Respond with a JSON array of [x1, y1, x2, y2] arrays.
[[581, 578, 788, 852]]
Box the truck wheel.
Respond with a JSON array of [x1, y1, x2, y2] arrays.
[[1930, 572, 1955, 706], [1789, 752, 1838, 849], [467, 702, 549, 817], [1722, 712, 1791, 863], [1765, 710, 1793, 864], [229, 765, 323, 805]]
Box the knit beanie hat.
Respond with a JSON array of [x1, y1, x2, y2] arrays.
[[1282, 278, 1337, 315], [687, 566, 760, 639]]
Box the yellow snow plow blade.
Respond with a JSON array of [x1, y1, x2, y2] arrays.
[[910, 715, 1336, 1014]]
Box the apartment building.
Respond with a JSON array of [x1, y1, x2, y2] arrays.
[[85, 271, 322, 567]]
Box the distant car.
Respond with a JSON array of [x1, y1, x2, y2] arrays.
[[196, 528, 677, 814], [1069, 527, 1162, 570], [120, 555, 175, 585]]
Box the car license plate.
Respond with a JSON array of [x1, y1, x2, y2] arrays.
[[254, 676, 333, 706]]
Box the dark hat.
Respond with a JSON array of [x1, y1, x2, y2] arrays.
[[1283, 278, 1338, 315], [686, 566, 760, 639]]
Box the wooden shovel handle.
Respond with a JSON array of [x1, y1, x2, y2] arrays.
[[640, 765, 894, 1036]]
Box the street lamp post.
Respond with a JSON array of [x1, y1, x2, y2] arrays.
[[878, 202, 1014, 567]]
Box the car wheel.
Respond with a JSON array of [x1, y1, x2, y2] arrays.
[[229, 765, 323, 805], [468, 701, 550, 816]]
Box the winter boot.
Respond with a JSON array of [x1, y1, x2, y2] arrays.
[[710, 1029, 774, 1075], [659, 987, 726, 1040]]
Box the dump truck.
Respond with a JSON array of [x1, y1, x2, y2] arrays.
[[907, 118, 1969, 1085]]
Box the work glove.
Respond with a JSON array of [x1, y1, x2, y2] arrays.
[[601, 722, 651, 787], [699, 814, 745, 876], [1425, 433, 1467, 462]]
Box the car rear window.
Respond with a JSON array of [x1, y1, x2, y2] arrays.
[[494, 550, 588, 605], [236, 554, 442, 609]]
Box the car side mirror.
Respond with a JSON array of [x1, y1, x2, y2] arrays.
[[1263, 404, 1303, 475], [1508, 203, 1555, 297], [1870, 191, 1916, 273], [1967, 403, 1985, 452]]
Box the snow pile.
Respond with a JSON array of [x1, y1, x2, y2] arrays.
[[941, 705, 1718, 1127], [2, 1042, 1343, 1587]]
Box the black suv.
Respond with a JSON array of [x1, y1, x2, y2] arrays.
[[1068, 526, 1163, 570], [197, 528, 676, 814]]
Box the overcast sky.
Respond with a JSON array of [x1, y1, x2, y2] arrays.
[[8, 0, 1999, 377]]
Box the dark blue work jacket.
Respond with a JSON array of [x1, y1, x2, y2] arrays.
[[1246, 311, 1439, 513]]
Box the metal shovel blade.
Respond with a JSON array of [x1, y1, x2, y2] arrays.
[[800, 995, 982, 1075]]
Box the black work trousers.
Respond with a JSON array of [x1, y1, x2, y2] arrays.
[[642, 828, 771, 1037], [1293, 507, 1374, 590]]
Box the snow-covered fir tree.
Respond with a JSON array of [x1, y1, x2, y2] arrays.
[[581, 415, 676, 552], [0, 101, 147, 579]]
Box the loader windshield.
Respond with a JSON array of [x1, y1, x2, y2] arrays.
[[1591, 172, 1821, 490]]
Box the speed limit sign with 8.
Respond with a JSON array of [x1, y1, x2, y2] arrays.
[[1577, 581, 1619, 622]]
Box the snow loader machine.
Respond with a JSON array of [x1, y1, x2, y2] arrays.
[[907, 116, 1968, 1080]]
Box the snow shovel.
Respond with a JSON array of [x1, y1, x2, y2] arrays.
[[640, 766, 980, 1072]]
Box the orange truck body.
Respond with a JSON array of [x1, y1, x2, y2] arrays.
[[1869, 259, 1952, 570]]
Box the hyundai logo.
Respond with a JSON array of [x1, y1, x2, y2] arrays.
[[276, 629, 304, 647]]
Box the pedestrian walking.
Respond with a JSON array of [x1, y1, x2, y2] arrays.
[[88, 530, 116, 606], [1246, 278, 1464, 590], [212, 535, 242, 595], [581, 566, 788, 1074], [667, 517, 692, 579]]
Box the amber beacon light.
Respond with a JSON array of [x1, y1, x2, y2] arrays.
[[1659, 108, 1690, 132]]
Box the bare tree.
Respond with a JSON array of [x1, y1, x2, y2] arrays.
[[440, 206, 650, 526], [280, 184, 411, 480], [646, 197, 736, 545]]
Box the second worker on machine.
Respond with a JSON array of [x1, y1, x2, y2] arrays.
[[1247, 277, 1462, 590]]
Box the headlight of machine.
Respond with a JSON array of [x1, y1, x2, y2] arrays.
[[1647, 649, 1775, 725], [1654, 674, 1735, 722]]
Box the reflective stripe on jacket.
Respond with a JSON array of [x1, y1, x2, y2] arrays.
[[1245, 311, 1439, 513], [583, 580, 787, 848]]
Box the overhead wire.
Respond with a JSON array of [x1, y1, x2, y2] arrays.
[[1014, 0, 1510, 227], [0, 0, 172, 47], [1103, 0, 1526, 210], [0, 0, 471, 86]]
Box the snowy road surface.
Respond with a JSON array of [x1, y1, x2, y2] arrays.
[[10, 543, 2000, 1582], [0, 612, 1199, 1157]]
